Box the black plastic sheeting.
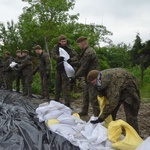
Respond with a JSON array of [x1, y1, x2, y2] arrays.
[[0, 89, 80, 150]]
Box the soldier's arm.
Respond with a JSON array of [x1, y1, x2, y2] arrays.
[[51, 46, 62, 61], [33, 65, 39, 74], [99, 87, 120, 120], [44, 53, 51, 74], [69, 48, 78, 62], [74, 51, 92, 78], [19, 57, 28, 70]]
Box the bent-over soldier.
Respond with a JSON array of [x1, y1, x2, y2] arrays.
[[88, 68, 140, 133]]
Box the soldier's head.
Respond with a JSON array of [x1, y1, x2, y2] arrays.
[[87, 70, 99, 85], [16, 50, 22, 57], [22, 49, 28, 57], [76, 36, 88, 50], [58, 35, 67, 47], [5, 51, 10, 58], [34, 45, 42, 54]]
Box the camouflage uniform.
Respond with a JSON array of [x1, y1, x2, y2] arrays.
[[97, 68, 140, 133], [51, 43, 78, 107], [74, 46, 100, 116], [3, 55, 13, 91], [33, 52, 51, 100], [14, 56, 24, 92], [0, 56, 4, 88], [20, 54, 33, 97]]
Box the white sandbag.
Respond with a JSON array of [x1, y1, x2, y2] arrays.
[[136, 137, 150, 150], [59, 47, 70, 61], [9, 61, 18, 68], [44, 110, 63, 120], [63, 61, 75, 78], [58, 114, 76, 125]]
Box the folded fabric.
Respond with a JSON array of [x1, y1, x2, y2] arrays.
[[9, 61, 18, 68]]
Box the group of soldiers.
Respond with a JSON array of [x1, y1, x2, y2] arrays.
[[0, 34, 141, 133], [0, 49, 33, 98]]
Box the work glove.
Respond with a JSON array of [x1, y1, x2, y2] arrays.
[[69, 77, 76, 84], [90, 117, 104, 124]]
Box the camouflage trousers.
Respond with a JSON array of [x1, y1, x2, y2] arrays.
[[111, 90, 140, 134], [22, 75, 32, 97], [81, 82, 100, 117], [40, 73, 50, 99], [16, 73, 24, 92], [55, 70, 70, 107], [4, 71, 13, 91]]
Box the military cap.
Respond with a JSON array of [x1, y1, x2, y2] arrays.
[[76, 36, 87, 43], [16, 50, 21, 53], [22, 49, 28, 53], [58, 35, 67, 41], [5, 51, 10, 55], [34, 45, 42, 50], [87, 70, 99, 82]]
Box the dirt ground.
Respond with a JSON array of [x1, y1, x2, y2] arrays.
[[31, 94, 150, 140]]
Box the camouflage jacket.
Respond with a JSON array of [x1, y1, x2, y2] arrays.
[[3, 56, 13, 72], [97, 68, 140, 120], [20, 55, 33, 76], [74, 46, 99, 79], [14, 56, 23, 65], [34, 52, 51, 74], [51, 43, 78, 69]]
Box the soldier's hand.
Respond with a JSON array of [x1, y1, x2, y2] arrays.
[[67, 59, 71, 64], [58, 56, 64, 62], [69, 77, 75, 84], [90, 117, 104, 124]]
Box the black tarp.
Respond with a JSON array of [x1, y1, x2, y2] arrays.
[[0, 89, 80, 150]]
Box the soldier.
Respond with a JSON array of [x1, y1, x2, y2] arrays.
[[71, 36, 100, 117], [33, 45, 51, 101], [88, 68, 140, 133], [19, 50, 33, 98], [14, 50, 23, 92], [51, 35, 78, 107], [0, 55, 4, 88], [3, 51, 13, 91]]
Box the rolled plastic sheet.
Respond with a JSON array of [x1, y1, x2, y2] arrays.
[[0, 89, 80, 150]]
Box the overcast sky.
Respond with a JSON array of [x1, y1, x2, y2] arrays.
[[0, 0, 150, 46]]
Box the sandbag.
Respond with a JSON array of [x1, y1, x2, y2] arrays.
[[59, 47, 70, 61], [136, 137, 150, 150], [59, 47, 75, 77], [63, 61, 75, 77], [97, 96, 113, 128], [108, 119, 143, 150]]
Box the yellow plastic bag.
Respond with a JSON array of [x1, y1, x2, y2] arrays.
[[97, 96, 113, 128], [46, 118, 59, 127], [108, 119, 143, 150], [72, 112, 80, 118]]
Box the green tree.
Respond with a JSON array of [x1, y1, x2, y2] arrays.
[[0, 21, 20, 55], [131, 33, 143, 66]]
